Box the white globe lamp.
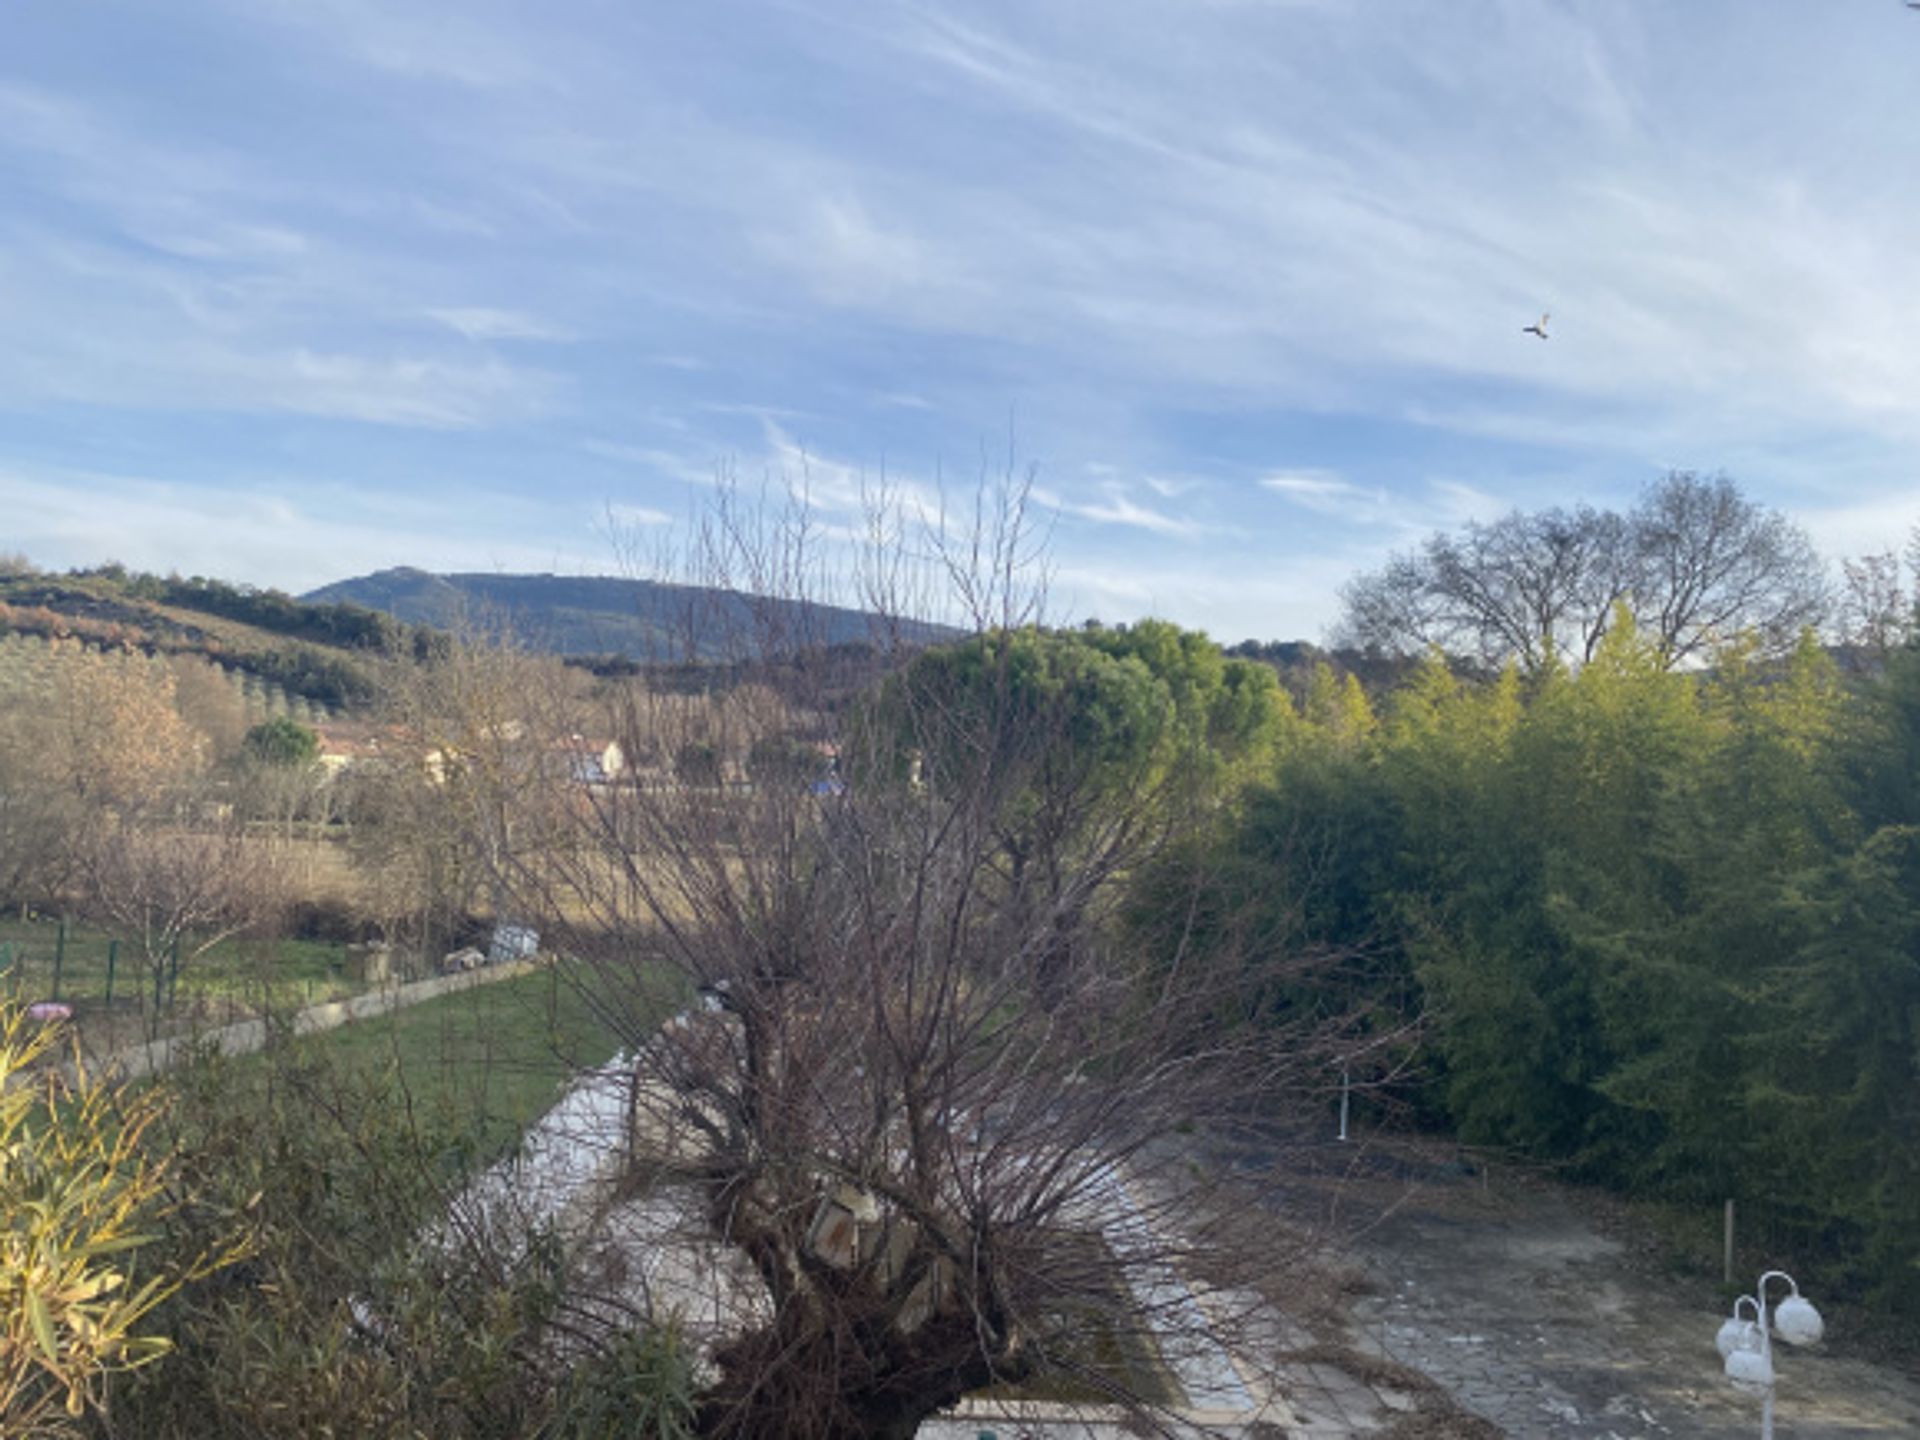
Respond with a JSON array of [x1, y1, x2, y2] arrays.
[[1716, 1313, 1760, 1361], [1717, 1270, 1823, 1440], [1773, 1293, 1823, 1347], [1724, 1346, 1774, 1397]]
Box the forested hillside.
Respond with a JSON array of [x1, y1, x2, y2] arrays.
[[305, 566, 958, 662]]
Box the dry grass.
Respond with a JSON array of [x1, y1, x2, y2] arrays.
[[270, 833, 362, 903]]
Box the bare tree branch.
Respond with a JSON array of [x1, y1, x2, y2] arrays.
[[1336, 472, 1829, 673], [427, 478, 1355, 1435]]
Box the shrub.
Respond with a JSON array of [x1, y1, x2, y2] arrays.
[[117, 1037, 697, 1438], [671, 741, 721, 788], [0, 1002, 242, 1435], [745, 733, 818, 787], [280, 896, 369, 944], [243, 717, 320, 768]]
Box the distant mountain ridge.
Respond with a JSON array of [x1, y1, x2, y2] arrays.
[[302, 568, 955, 661]]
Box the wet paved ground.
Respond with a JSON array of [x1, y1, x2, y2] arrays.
[[920, 1135, 1920, 1436], [1333, 1154, 1920, 1438], [484, 1072, 1920, 1438]]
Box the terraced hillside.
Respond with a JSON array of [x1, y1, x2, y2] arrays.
[[0, 568, 441, 712], [0, 631, 331, 726]]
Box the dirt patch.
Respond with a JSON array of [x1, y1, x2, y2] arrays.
[[1267, 1138, 1920, 1439]]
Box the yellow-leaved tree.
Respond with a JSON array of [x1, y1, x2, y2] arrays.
[[0, 1002, 243, 1435]]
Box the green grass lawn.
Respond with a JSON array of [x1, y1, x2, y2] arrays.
[[0, 912, 358, 1020], [285, 958, 677, 1155]]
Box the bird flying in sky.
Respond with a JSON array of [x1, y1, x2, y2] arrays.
[[1522, 312, 1550, 339]]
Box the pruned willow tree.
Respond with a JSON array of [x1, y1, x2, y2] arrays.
[[418, 479, 1362, 1438]]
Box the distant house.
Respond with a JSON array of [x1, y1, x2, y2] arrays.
[[557, 735, 626, 787], [810, 747, 846, 797], [313, 721, 405, 776], [319, 722, 627, 793]]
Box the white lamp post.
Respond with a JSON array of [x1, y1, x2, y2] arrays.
[[1718, 1270, 1823, 1440]]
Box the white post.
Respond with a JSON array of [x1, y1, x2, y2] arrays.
[[1758, 1278, 1775, 1440], [1754, 1269, 1794, 1440], [1724, 1198, 1735, 1286], [1338, 1065, 1351, 1142]]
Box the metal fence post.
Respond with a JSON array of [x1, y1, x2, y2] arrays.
[[105, 939, 118, 1008], [51, 919, 66, 1001]]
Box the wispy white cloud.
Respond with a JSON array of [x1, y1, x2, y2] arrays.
[[268, 349, 559, 427], [232, 0, 563, 92], [1141, 475, 1199, 499], [1425, 479, 1507, 528], [605, 502, 673, 527], [1259, 471, 1516, 544], [6, 0, 1920, 644], [0, 303, 562, 428], [767, 195, 934, 305], [755, 2, 1920, 467], [1034, 486, 1201, 538], [0, 466, 605, 590], [1261, 470, 1392, 525], [428, 307, 575, 342], [1795, 491, 1920, 568], [0, 84, 567, 428], [580, 441, 716, 489], [1260, 470, 1355, 499], [1051, 550, 1363, 641]]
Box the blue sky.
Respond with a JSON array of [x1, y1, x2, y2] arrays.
[[4, 0, 1919, 642]]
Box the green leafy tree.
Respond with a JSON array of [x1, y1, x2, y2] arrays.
[[1175, 604, 1919, 1306], [242, 716, 320, 768], [856, 622, 1289, 998], [1433, 608, 1712, 1167], [1301, 660, 1376, 747], [1772, 637, 1920, 1304]]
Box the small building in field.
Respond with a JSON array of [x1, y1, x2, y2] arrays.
[[557, 735, 626, 786], [313, 721, 405, 776]]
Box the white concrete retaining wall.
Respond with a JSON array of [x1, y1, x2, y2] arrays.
[[89, 959, 543, 1083]]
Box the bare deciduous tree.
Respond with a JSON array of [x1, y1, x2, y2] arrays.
[[78, 818, 286, 1008], [464, 479, 1372, 1438], [168, 654, 252, 761], [48, 647, 207, 809], [1633, 471, 1829, 665], [1837, 527, 1920, 665], [1337, 471, 1829, 672], [0, 707, 79, 906], [0, 645, 211, 912]]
